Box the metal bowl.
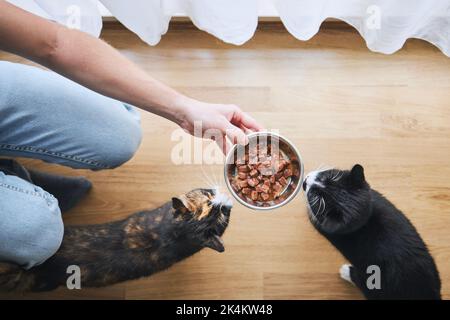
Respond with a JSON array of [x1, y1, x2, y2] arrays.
[[224, 132, 304, 211]]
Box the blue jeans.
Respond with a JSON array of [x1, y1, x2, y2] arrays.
[[0, 61, 142, 269]]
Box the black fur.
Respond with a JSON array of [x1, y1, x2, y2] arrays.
[[304, 164, 441, 300]]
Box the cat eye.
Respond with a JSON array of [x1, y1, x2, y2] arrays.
[[202, 190, 215, 199]]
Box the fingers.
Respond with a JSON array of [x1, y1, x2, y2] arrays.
[[228, 105, 264, 132], [222, 122, 248, 146], [216, 135, 233, 155], [204, 103, 264, 154], [218, 105, 263, 147], [239, 112, 264, 132], [239, 124, 254, 135], [216, 119, 247, 155]]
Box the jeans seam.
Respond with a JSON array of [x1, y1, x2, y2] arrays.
[[0, 182, 55, 202], [0, 143, 109, 169]]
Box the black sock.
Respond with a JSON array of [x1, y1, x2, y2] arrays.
[[0, 158, 92, 213], [28, 170, 92, 213]]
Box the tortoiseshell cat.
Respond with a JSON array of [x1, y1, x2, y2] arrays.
[[0, 188, 232, 292]]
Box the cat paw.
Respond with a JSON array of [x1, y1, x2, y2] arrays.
[[339, 264, 355, 285]]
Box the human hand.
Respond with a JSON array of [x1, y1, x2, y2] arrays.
[[175, 97, 264, 154]]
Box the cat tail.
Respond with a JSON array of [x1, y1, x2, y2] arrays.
[[0, 262, 36, 292]]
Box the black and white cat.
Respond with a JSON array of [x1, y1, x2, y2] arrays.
[[303, 164, 441, 300]]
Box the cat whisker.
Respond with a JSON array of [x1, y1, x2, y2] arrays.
[[211, 167, 221, 189], [331, 170, 342, 181], [307, 195, 321, 221], [316, 164, 332, 172], [200, 165, 216, 189], [311, 196, 325, 220], [330, 171, 337, 180], [310, 197, 320, 207], [316, 197, 323, 217], [209, 165, 225, 192], [334, 171, 344, 181], [318, 198, 326, 217], [309, 194, 320, 206], [199, 175, 213, 189]]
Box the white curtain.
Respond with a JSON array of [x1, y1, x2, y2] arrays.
[[8, 0, 450, 57]]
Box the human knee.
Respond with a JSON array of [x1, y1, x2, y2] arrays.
[[0, 62, 142, 170], [94, 109, 142, 169], [16, 205, 63, 269], [13, 204, 63, 269], [0, 178, 64, 269]]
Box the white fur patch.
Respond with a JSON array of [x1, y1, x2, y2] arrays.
[[340, 264, 355, 285], [304, 170, 325, 193], [212, 192, 233, 207]]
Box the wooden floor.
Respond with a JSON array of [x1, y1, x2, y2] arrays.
[[1, 23, 450, 300]]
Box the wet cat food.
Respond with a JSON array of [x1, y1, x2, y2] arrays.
[[229, 142, 297, 204], [225, 132, 303, 210]]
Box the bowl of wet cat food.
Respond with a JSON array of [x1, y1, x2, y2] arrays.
[[224, 132, 303, 210]]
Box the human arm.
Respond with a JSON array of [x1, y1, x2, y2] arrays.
[[0, 1, 263, 153]]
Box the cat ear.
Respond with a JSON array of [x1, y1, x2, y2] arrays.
[[172, 197, 188, 214], [350, 164, 365, 185], [204, 234, 225, 253]]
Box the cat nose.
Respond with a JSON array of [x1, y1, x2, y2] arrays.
[[302, 177, 308, 191], [221, 205, 231, 214]]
